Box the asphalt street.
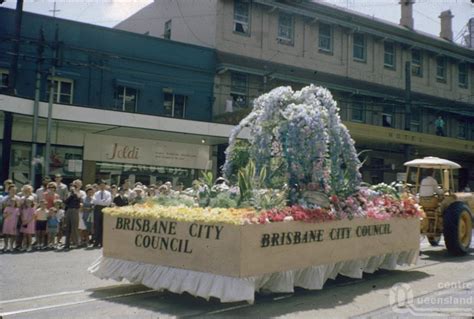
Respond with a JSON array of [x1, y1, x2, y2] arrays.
[[0, 236, 473, 318]]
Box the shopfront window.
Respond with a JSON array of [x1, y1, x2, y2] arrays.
[[95, 162, 199, 188], [9, 143, 83, 188], [10, 143, 33, 187], [47, 146, 83, 178]]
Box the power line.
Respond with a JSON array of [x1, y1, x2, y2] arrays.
[[175, 0, 213, 47]]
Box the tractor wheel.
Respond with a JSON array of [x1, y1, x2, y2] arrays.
[[443, 202, 473, 256], [427, 236, 441, 246]]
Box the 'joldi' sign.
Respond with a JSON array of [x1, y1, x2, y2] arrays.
[[103, 214, 419, 278], [83, 134, 211, 169]]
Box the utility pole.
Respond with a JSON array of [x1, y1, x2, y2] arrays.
[[1, 0, 24, 183], [404, 61, 412, 160], [30, 28, 45, 187], [49, 1, 60, 18], [7, 0, 23, 95], [44, 25, 59, 178]]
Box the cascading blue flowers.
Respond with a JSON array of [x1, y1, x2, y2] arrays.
[[223, 85, 362, 197]]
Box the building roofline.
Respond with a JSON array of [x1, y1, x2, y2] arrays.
[[0, 7, 216, 54], [254, 0, 474, 63]]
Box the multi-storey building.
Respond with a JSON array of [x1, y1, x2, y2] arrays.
[[117, 0, 474, 188], [0, 8, 246, 188]]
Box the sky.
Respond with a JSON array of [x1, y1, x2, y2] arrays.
[[2, 0, 473, 45]]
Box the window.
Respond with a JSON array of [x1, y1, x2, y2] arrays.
[[382, 106, 394, 127], [163, 91, 187, 118], [370, 158, 384, 185], [0, 69, 9, 88], [47, 77, 74, 104], [230, 72, 248, 109], [383, 42, 395, 69], [353, 32, 366, 62], [458, 63, 468, 88], [233, 0, 250, 35], [351, 102, 365, 122], [164, 20, 172, 40], [436, 56, 446, 82], [277, 12, 294, 45], [411, 49, 422, 77], [410, 108, 420, 132], [318, 23, 332, 52], [114, 86, 138, 112], [458, 121, 467, 139]]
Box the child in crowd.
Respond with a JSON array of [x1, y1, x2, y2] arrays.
[[35, 199, 49, 249], [20, 196, 36, 252], [47, 207, 59, 248], [54, 200, 65, 245], [2, 197, 20, 252]]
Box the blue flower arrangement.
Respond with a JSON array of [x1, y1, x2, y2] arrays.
[[223, 85, 362, 198]]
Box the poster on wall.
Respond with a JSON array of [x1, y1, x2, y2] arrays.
[[48, 146, 83, 177], [10, 144, 31, 187]]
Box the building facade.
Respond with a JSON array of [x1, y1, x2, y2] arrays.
[[117, 0, 474, 188], [0, 8, 248, 188]]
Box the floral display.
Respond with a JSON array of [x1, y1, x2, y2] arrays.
[[223, 85, 362, 198], [104, 85, 423, 225]]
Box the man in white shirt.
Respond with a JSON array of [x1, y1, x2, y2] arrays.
[[419, 169, 443, 197], [92, 180, 112, 247]]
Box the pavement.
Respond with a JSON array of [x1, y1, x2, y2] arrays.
[[0, 237, 473, 318]]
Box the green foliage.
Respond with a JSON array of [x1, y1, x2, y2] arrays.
[[370, 182, 400, 199], [250, 188, 287, 211], [227, 140, 250, 181], [154, 194, 195, 207], [200, 171, 214, 189], [209, 192, 238, 208], [238, 160, 267, 203], [335, 150, 371, 197]]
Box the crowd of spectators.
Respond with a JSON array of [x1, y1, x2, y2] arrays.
[[0, 174, 179, 253]]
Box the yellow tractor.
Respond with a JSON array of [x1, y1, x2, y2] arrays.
[[404, 157, 473, 255]]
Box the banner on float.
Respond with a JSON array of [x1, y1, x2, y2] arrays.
[[103, 214, 420, 278]]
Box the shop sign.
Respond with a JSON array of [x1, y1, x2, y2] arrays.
[[84, 135, 210, 170]]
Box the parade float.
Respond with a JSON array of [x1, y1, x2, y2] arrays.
[[89, 85, 422, 303]]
